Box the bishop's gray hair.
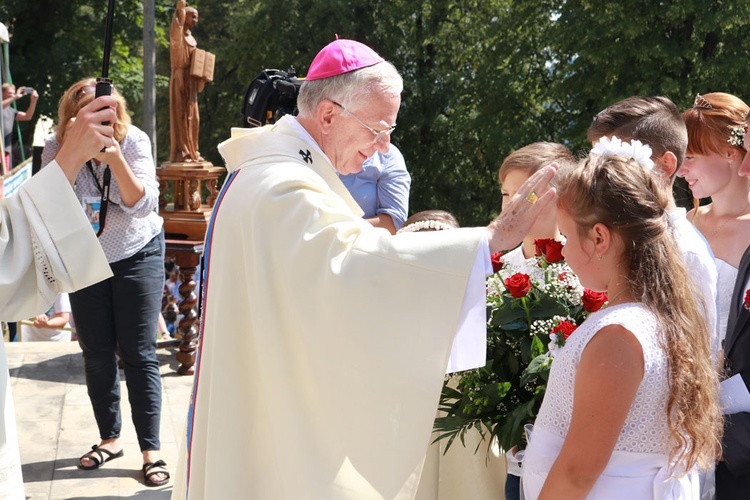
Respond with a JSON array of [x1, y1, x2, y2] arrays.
[[297, 61, 403, 117]]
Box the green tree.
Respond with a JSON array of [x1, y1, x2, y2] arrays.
[[3, 0, 750, 225], [1, 0, 153, 129]]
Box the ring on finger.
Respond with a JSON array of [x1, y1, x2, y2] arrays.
[[525, 191, 538, 204]]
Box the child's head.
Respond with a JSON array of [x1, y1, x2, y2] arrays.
[[556, 145, 719, 470], [398, 210, 459, 233], [499, 142, 573, 241], [682, 92, 748, 157], [498, 142, 574, 203], [163, 300, 179, 323], [556, 149, 670, 287], [588, 96, 688, 180]]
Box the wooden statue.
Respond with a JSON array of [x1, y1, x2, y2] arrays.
[[169, 0, 214, 163]]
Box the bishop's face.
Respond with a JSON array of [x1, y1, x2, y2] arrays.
[[326, 93, 400, 176]]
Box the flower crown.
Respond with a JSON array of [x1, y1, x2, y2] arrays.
[[397, 220, 455, 233], [729, 126, 746, 149], [591, 136, 655, 170]]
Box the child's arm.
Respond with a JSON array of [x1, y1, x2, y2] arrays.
[[538, 324, 645, 499]]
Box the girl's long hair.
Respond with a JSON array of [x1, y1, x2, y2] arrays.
[[556, 153, 721, 471]]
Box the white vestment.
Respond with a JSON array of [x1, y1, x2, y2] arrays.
[[172, 119, 487, 500], [0, 161, 111, 499]]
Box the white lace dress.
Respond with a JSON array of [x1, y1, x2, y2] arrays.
[[522, 303, 699, 499]]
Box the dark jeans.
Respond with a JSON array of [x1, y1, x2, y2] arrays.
[[7, 322, 17, 342], [70, 232, 165, 451], [505, 472, 521, 500]]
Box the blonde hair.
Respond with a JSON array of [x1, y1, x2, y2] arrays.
[[556, 153, 721, 471], [498, 142, 574, 185], [55, 78, 130, 145]]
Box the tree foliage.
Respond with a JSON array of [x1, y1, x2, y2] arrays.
[[2, 0, 749, 225]]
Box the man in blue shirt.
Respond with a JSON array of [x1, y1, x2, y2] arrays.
[[339, 143, 410, 234]]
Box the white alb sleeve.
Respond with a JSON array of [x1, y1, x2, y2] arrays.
[[446, 236, 492, 374]]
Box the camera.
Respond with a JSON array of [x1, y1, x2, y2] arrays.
[[23, 87, 34, 95]]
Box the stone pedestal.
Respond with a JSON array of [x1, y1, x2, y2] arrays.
[[157, 161, 225, 375]]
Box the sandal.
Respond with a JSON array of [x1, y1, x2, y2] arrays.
[[143, 459, 170, 487], [78, 444, 124, 470]]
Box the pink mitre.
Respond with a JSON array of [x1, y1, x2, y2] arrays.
[[306, 36, 385, 81]]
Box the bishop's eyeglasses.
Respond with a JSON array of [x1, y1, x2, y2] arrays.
[[331, 101, 396, 143]]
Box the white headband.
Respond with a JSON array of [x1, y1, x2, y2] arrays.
[[592, 136, 655, 170], [397, 220, 455, 233]]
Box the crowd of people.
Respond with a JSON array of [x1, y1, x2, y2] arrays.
[[165, 37, 749, 500], [1, 32, 750, 500]]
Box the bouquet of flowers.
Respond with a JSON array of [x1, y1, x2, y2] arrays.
[[434, 239, 607, 453]]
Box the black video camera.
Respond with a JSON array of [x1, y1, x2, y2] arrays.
[[241, 67, 303, 128]]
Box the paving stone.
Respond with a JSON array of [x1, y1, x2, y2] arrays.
[[8, 342, 194, 499]]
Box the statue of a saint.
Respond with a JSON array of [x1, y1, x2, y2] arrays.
[[169, 0, 213, 163]]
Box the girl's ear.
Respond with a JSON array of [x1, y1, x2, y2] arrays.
[[590, 222, 612, 259]]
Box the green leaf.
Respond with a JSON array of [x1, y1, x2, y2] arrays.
[[530, 334, 545, 358], [519, 335, 534, 364], [520, 354, 551, 386]]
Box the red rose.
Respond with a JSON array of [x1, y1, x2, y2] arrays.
[[534, 238, 564, 263], [491, 252, 504, 274], [744, 289, 750, 310], [504, 273, 532, 298], [552, 320, 577, 340], [582, 289, 608, 313]]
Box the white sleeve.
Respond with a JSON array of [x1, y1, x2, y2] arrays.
[[683, 250, 720, 356], [445, 236, 491, 374], [54, 293, 72, 314], [0, 162, 112, 320]]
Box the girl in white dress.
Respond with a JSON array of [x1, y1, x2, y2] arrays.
[[522, 139, 721, 499], [678, 92, 750, 350]]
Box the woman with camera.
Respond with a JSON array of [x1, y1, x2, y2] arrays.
[[41, 78, 169, 487]]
